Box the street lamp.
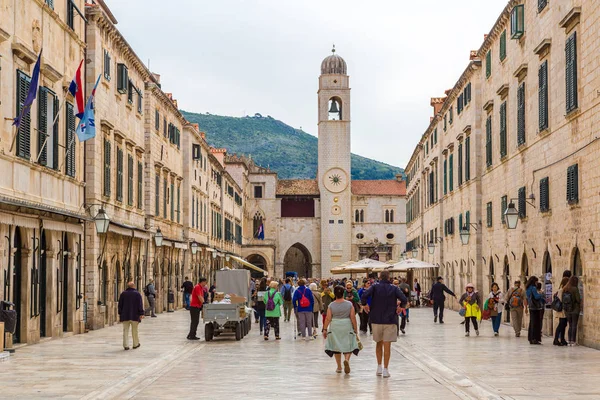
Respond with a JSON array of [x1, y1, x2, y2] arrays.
[[428, 241, 435, 255], [191, 242, 198, 255], [212, 251, 218, 259], [225, 254, 231, 262], [93, 208, 110, 234], [504, 201, 519, 230], [411, 248, 418, 258], [154, 227, 163, 247], [460, 226, 470, 245]]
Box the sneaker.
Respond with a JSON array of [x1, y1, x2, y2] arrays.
[[439, 320, 444, 324], [376, 365, 383, 376], [407, 318, 410, 323], [187, 336, 200, 341], [515, 332, 520, 337], [275, 337, 281, 340], [151, 315, 157, 318], [434, 316, 437, 323], [264, 336, 269, 341], [465, 332, 470, 337], [476, 330, 479, 336], [382, 368, 390, 378]]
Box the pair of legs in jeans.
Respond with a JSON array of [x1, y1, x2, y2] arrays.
[[567, 313, 579, 344], [554, 317, 568, 345], [490, 312, 502, 334]]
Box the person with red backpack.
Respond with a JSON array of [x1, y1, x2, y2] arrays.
[[504, 280, 527, 337], [263, 281, 283, 340], [293, 279, 315, 340]]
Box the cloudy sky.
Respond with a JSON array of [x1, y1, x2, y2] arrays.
[[106, 0, 507, 169]]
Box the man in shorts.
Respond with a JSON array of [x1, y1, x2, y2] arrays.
[[360, 270, 407, 378]]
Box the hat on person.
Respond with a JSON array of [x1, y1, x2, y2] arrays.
[[466, 283, 474, 289]]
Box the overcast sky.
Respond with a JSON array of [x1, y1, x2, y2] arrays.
[[106, 0, 507, 169]]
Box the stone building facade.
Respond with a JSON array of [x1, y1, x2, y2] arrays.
[[0, 0, 87, 345], [406, 0, 600, 348]]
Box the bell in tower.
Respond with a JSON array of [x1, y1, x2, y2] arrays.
[[328, 98, 342, 121]]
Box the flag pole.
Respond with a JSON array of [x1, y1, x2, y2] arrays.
[[8, 124, 18, 153], [34, 96, 68, 164], [58, 134, 76, 172]]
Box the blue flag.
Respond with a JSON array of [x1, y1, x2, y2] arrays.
[[13, 50, 42, 128], [76, 74, 101, 142]]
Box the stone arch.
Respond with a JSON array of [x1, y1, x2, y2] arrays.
[[283, 243, 313, 278], [328, 96, 343, 120], [570, 247, 582, 277], [247, 254, 268, 279], [489, 257, 495, 288], [521, 253, 529, 282], [503, 255, 510, 293]]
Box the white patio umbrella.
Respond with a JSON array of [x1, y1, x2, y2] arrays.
[[386, 258, 436, 272]]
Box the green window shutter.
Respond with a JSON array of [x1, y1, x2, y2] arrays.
[[501, 195, 507, 225], [539, 61, 549, 131], [163, 178, 167, 219], [517, 82, 526, 145], [487, 202, 493, 227], [518, 187, 526, 218], [486, 50, 492, 78], [449, 154, 454, 192], [117, 64, 128, 94], [486, 116, 492, 167], [567, 164, 579, 204], [52, 96, 59, 170], [500, 101, 507, 158], [565, 32, 578, 113], [465, 211, 470, 231], [458, 143, 463, 186], [449, 107, 453, 124], [127, 154, 133, 206], [443, 159, 447, 195], [192, 194, 195, 228], [104, 140, 111, 197], [500, 30, 507, 61], [465, 136, 471, 181], [116, 148, 123, 201], [197, 198, 200, 229], [170, 183, 174, 220], [37, 87, 48, 165], [65, 102, 76, 177], [540, 177, 549, 212], [444, 114, 447, 131], [16, 70, 32, 159], [177, 185, 180, 223], [155, 174, 160, 216], [434, 128, 437, 144], [137, 161, 143, 209], [538, 0, 547, 12], [459, 213, 463, 232]]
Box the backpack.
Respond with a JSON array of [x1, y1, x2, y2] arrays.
[[283, 286, 292, 301], [551, 293, 563, 312], [299, 288, 310, 308], [143, 284, 150, 297], [509, 289, 523, 308], [562, 291, 574, 313], [266, 290, 276, 311]]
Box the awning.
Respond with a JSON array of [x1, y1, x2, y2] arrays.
[[42, 219, 83, 235], [229, 255, 267, 276], [174, 242, 188, 250]]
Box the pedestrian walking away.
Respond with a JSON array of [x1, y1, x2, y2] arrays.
[[323, 285, 360, 374], [310, 282, 323, 338], [293, 279, 315, 340], [360, 270, 407, 378], [280, 278, 294, 322], [263, 281, 283, 340], [118, 281, 145, 350], [553, 277, 570, 346], [358, 280, 372, 334], [429, 276, 456, 323], [187, 277, 207, 340], [459, 283, 482, 336], [321, 280, 335, 326], [525, 276, 545, 344], [562, 276, 582, 346], [399, 278, 411, 323], [254, 278, 268, 334], [414, 279, 422, 307], [181, 277, 193, 310], [504, 280, 527, 337], [143, 279, 157, 317], [487, 283, 504, 336]]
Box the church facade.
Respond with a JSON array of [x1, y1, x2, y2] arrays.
[[225, 51, 407, 278]]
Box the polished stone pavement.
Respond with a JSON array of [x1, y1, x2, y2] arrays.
[[1, 307, 600, 399]]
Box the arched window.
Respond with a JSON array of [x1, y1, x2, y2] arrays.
[[489, 258, 495, 284], [360, 209, 364, 222], [355, 210, 360, 223], [571, 247, 582, 277], [328, 97, 342, 120], [521, 253, 529, 280], [390, 209, 394, 222], [384, 210, 389, 223]]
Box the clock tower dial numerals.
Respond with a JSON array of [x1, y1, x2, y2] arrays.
[[323, 168, 349, 193]]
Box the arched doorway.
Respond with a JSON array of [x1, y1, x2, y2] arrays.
[[13, 228, 23, 343], [247, 254, 267, 279], [521, 253, 529, 282], [489, 257, 495, 288], [283, 243, 312, 278], [40, 231, 48, 337], [543, 251, 552, 298]]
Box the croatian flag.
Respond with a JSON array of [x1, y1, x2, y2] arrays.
[[68, 60, 85, 119], [257, 224, 265, 240], [75, 74, 101, 142], [13, 50, 42, 128]]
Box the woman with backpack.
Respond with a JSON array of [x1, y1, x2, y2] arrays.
[[323, 285, 360, 374], [553, 277, 570, 346], [310, 282, 323, 338], [263, 281, 283, 340], [459, 283, 482, 337], [562, 276, 582, 346], [293, 279, 315, 340], [525, 276, 545, 345], [253, 278, 268, 335], [487, 283, 504, 336]]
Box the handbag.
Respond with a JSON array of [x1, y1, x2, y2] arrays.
[[458, 307, 466, 317], [482, 309, 491, 320]]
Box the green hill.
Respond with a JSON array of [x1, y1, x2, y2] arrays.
[[180, 111, 403, 180]]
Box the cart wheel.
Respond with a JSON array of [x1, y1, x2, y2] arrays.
[[205, 323, 214, 342], [235, 322, 242, 341]]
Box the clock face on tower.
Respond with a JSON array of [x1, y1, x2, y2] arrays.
[[323, 168, 349, 193]]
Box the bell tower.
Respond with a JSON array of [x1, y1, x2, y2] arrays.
[[318, 46, 352, 277]]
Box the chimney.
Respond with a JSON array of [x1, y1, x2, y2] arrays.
[[395, 174, 404, 182], [470, 50, 478, 60], [152, 73, 161, 84], [430, 97, 445, 116]]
